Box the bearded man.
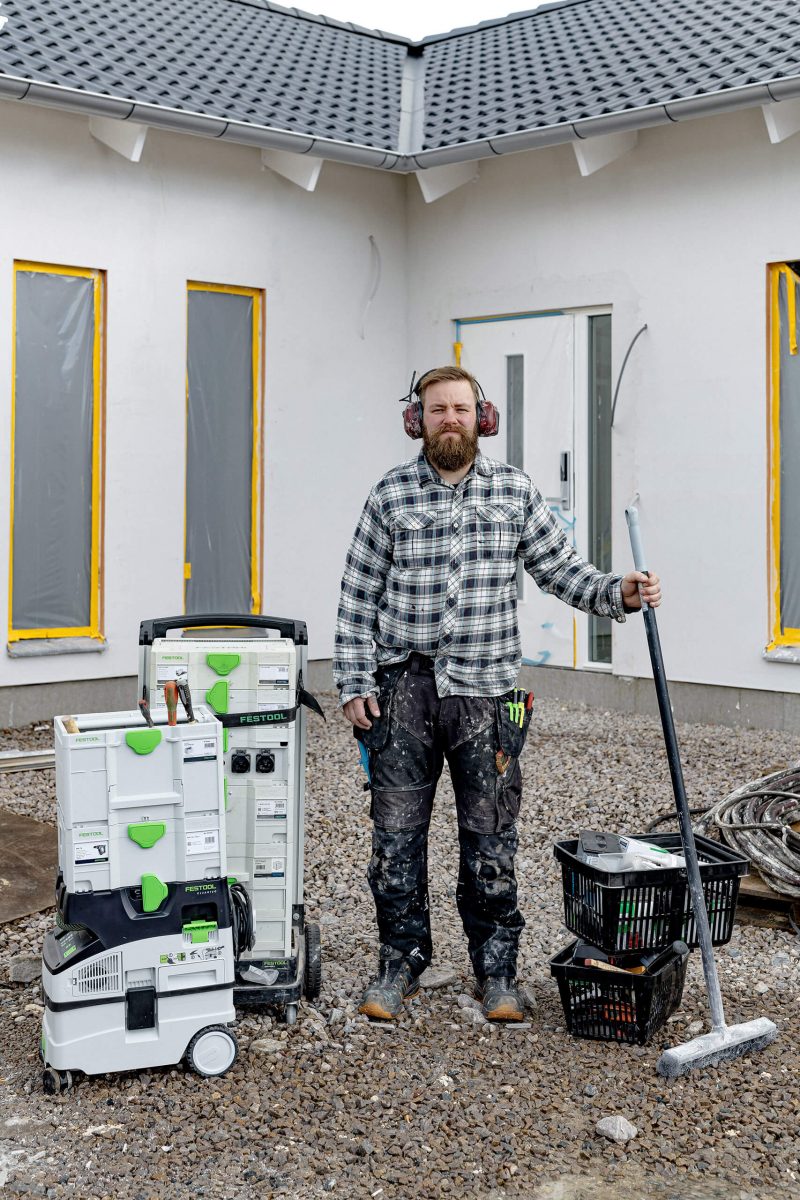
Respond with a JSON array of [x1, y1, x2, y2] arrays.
[[333, 366, 661, 1021]]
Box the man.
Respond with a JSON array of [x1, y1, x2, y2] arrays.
[[334, 365, 661, 1022]]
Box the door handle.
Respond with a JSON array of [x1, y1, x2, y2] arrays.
[[560, 450, 571, 509]]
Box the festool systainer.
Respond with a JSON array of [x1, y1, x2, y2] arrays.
[[42, 705, 248, 1092], [54, 706, 226, 895], [138, 614, 323, 1024]]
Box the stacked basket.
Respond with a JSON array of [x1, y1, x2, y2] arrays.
[[550, 832, 749, 1045]]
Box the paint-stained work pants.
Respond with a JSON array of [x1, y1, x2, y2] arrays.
[[356, 655, 527, 981]]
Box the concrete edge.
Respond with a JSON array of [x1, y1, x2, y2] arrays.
[[2, 662, 798, 731]]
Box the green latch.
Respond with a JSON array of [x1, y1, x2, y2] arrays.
[[206, 653, 240, 677], [183, 919, 218, 944], [205, 681, 229, 715], [141, 873, 169, 913], [128, 821, 166, 850], [125, 729, 162, 755], [223, 727, 229, 754]]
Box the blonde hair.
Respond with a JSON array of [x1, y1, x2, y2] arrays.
[[418, 366, 480, 408]]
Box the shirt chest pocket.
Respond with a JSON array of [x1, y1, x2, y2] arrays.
[[392, 510, 438, 569], [475, 503, 521, 562]]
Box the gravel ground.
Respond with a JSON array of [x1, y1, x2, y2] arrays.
[[0, 696, 798, 1200]]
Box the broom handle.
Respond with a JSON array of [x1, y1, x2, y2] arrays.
[[625, 507, 726, 1032]]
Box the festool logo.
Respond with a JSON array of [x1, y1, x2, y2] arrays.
[[75, 736, 101, 744], [241, 712, 286, 724], [162, 655, 185, 661], [79, 831, 104, 838], [185, 884, 215, 893]]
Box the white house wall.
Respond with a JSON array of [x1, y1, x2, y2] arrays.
[[406, 107, 800, 695], [0, 100, 409, 694]]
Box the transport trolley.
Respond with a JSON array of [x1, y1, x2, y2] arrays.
[[138, 614, 322, 1023]]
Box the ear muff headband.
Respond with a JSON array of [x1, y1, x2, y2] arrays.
[[400, 369, 500, 439]]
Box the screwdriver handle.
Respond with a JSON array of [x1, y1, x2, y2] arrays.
[[163, 681, 179, 726]]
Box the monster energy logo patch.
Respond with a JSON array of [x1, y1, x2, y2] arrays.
[[505, 701, 525, 728]]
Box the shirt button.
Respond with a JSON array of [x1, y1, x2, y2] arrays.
[[453, 521, 460, 531], [451, 559, 460, 569], [447, 596, 456, 608]]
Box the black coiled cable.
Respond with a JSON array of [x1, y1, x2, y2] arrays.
[[229, 881, 255, 959]]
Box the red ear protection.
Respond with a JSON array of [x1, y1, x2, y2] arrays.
[[400, 371, 500, 440]]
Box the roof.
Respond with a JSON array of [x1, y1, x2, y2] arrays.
[[0, 0, 799, 170]]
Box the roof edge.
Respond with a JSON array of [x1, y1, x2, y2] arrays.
[[3, 70, 800, 173]]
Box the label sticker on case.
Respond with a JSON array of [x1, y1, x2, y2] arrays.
[[74, 839, 108, 865], [256, 799, 287, 819], [259, 665, 290, 684], [183, 738, 217, 762], [157, 661, 188, 684], [254, 857, 285, 878], [186, 829, 219, 855]]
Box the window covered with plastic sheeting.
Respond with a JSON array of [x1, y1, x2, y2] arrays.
[[9, 263, 104, 641], [768, 263, 800, 655], [184, 283, 262, 617]]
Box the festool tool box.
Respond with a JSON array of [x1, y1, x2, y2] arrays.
[[55, 706, 225, 895], [138, 614, 322, 1022], [41, 878, 238, 1091]]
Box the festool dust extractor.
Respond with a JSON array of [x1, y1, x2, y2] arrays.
[[138, 614, 323, 1024], [41, 705, 248, 1092]]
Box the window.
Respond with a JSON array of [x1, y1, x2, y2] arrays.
[[768, 263, 800, 653], [184, 283, 263, 615], [9, 262, 105, 642]]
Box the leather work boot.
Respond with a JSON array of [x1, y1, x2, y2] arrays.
[[358, 957, 420, 1020], [477, 976, 525, 1022]]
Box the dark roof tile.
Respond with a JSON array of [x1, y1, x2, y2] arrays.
[[0, 0, 798, 155]]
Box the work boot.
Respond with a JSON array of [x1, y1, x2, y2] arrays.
[[358, 957, 420, 1020], [476, 975, 525, 1022]]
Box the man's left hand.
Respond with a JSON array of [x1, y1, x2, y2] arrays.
[[621, 571, 661, 610]]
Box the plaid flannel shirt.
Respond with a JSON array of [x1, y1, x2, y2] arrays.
[[334, 451, 626, 703]]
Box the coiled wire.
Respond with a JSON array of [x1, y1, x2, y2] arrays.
[[229, 881, 255, 959], [694, 764, 800, 901]]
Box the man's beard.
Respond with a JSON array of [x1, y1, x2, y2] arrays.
[[423, 423, 479, 472]]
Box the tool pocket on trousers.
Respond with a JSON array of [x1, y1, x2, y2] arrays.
[[353, 666, 402, 753], [494, 691, 533, 761]]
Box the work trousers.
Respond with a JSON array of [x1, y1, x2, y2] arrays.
[[356, 655, 529, 981]]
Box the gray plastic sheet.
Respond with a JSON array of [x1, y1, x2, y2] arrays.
[[12, 270, 95, 631], [185, 289, 254, 615], [779, 272, 800, 630]]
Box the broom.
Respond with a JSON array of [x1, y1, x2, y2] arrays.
[[625, 505, 778, 1077]]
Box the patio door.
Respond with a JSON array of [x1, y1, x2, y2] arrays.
[[459, 314, 577, 668]]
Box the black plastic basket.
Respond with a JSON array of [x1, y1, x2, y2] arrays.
[[550, 939, 690, 1045], [554, 832, 749, 953]]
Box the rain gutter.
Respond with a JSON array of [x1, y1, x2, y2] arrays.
[[2, 70, 800, 173]]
